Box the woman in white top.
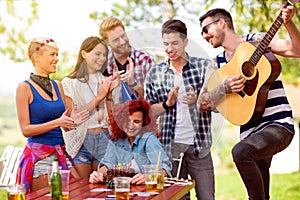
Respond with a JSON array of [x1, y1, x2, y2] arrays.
[[62, 36, 119, 178]]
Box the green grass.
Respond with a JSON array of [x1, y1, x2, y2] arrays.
[[0, 190, 7, 199], [188, 170, 300, 200], [215, 170, 247, 200], [270, 172, 300, 200]]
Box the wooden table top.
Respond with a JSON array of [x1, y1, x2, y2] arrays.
[[27, 178, 195, 200]]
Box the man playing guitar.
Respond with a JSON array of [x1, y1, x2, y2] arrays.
[[197, 3, 300, 200]]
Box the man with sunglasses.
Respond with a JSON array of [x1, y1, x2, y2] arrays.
[[197, 6, 300, 200]]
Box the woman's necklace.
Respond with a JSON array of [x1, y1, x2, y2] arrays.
[[30, 73, 53, 100], [86, 73, 99, 111]]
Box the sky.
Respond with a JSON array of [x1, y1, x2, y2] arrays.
[[0, 0, 221, 96], [0, 0, 110, 95]]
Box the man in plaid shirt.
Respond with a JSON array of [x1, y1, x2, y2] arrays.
[[144, 19, 215, 200], [99, 16, 153, 97]]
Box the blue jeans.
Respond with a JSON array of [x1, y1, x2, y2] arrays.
[[172, 145, 215, 200], [73, 130, 109, 164], [232, 125, 294, 200]]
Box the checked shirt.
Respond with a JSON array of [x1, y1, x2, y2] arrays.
[[145, 54, 213, 157], [106, 47, 153, 85]]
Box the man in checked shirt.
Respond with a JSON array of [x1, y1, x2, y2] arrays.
[[99, 16, 154, 98], [144, 19, 215, 200]]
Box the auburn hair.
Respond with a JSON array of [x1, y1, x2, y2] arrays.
[[109, 98, 159, 141]]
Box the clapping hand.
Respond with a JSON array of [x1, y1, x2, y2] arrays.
[[110, 64, 121, 92], [98, 78, 112, 97], [120, 57, 135, 85], [71, 105, 89, 127], [183, 86, 197, 105], [59, 108, 77, 130], [166, 86, 179, 107]]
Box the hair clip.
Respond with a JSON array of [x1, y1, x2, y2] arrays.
[[46, 39, 54, 43], [35, 39, 55, 51]]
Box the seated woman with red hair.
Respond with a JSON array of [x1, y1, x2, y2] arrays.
[[89, 98, 171, 184]]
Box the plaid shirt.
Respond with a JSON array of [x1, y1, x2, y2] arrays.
[[17, 142, 72, 193], [145, 54, 212, 157], [107, 47, 154, 85]]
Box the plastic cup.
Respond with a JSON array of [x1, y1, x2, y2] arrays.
[[59, 169, 70, 200], [113, 177, 130, 200], [47, 166, 62, 186], [7, 184, 26, 200], [156, 167, 165, 190], [143, 165, 158, 192]]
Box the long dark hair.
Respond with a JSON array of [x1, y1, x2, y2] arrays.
[[67, 36, 109, 82]]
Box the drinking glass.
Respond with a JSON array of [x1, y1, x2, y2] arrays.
[[7, 184, 26, 200], [113, 177, 131, 200], [59, 169, 70, 200], [143, 165, 158, 192], [156, 167, 165, 190]]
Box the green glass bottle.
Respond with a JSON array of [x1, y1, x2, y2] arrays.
[[50, 157, 62, 200]]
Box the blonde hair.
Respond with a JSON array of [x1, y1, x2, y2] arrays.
[[99, 16, 125, 41], [27, 37, 58, 64]]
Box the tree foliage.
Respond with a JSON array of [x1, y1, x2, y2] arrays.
[[91, 0, 300, 83], [1, 0, 300, 83], [0, 0, 38, 62]]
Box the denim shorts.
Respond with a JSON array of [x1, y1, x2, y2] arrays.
[[73, 130, 109, 164], [33, 153, 73, 178]]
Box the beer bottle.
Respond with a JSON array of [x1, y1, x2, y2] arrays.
[[50, 157, 62, 200]]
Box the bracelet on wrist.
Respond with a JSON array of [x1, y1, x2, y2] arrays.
[[106, 97, 113, 101], [128, 80, 137, 88], [162, 100, 174, 111]]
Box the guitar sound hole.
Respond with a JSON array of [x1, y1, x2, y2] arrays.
[[242, 61, 256, 78], [236, 72, 259, 98]]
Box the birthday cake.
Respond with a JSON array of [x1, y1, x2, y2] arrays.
[[105, 164, 136, 182]]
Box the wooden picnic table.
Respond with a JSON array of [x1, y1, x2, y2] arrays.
[[27, 177, 195, 200]]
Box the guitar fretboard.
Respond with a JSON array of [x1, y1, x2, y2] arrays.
[[249, 1, 292, 66]]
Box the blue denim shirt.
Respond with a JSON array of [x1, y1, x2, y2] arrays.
[[100, 132, 171, 176]]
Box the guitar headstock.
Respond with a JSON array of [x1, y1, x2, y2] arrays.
[[288, 0, 300, 5]]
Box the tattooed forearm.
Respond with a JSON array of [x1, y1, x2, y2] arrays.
[[197, 83, 227, 112], [223, 79, 232, 93], [197, 92, 213, 112]]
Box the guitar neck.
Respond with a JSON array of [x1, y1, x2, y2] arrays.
[[249, 1, 294, 66]]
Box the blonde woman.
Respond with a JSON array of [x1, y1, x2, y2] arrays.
[[15, 37, 89, 193]]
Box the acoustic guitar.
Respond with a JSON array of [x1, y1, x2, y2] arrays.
[[207, 0, 299, 126]]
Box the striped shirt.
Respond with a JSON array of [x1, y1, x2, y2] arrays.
[[216, 33, 294, 139], [106, 47, 154, 85], [145, 54, 212, 157]]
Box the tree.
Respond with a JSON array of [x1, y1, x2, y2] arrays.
[[90, 0, 300, 83], [1, 0, 299, 83], [0, 0, 38, 62]]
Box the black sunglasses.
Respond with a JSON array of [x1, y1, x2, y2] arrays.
[[201, 19, 220, 35]]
